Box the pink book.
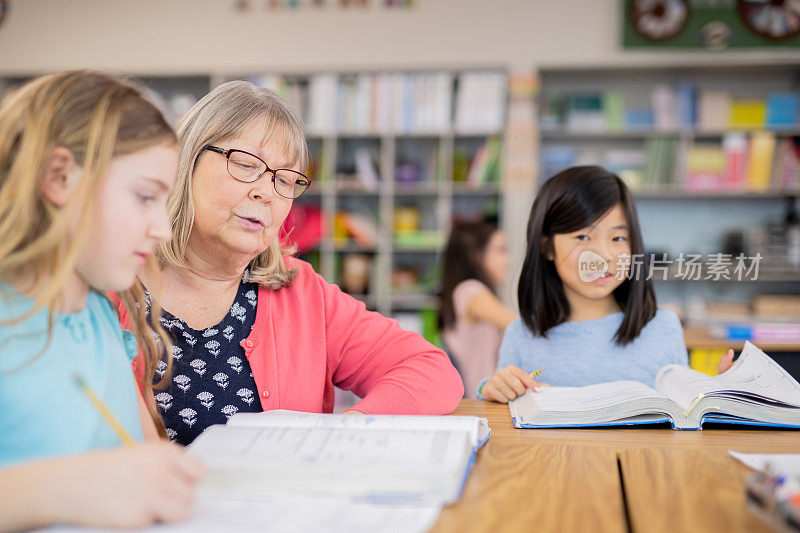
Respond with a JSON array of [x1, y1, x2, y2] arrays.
[[723, 133, 748, 191]]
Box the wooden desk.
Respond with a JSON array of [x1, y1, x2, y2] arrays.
[[429, 400, 800, 533], [620, 449, 771, 533], [430, 443, 626, 533]]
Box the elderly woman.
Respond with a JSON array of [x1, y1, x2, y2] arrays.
[[119, 81, 463, 445]]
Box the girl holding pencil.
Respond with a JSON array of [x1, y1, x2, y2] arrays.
[[0, 70, 203, 531], [479, 166, 734, 402]]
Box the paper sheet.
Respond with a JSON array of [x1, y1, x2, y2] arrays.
[[191, 425, 466, 469], [44, 496, 442, 533], [729, 451, 800, 476], [229, 410, 490, 448], [186, 412, 482, 504]]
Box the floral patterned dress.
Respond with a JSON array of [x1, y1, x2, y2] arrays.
[[152, 275, 262, 445]]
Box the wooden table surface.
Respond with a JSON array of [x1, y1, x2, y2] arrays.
[[619, 448, 771, 533], [428, 399, 800, 533]]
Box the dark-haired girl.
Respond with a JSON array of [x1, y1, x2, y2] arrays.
[[479, 166, 734, 403], [439, 220, 516, 398]]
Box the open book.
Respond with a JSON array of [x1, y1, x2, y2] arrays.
[[188, 410, 490, 504], [510, 342, 800, 430]]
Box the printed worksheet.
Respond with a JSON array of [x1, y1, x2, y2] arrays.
[[229, 410, 490, 446], [191, 425, 462, 469], [186, 411, 487, 504], [44, 496, 442, 533], [729, 451, 800, 476]]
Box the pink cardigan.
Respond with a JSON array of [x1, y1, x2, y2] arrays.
[[116, 257, 463, 415]]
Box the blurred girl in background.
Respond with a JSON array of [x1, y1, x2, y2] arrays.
[[440, 219, 516, 398]]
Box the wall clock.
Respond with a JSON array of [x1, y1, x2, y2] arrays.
[[737, 0, 800, 41], [630, 0, 690, 42]]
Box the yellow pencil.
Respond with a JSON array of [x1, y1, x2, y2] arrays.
[[73, 374, 135, 446], [530, 369, 543, 379]]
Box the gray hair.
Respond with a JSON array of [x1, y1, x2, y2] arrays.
[[158, 80, 308, 288]]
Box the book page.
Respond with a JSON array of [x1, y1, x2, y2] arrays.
[[655, 342, 800, 410], [44, 496, 442, 533], [188, 422, 474, 504], [227, 410, 490, 448], [190, 425, 467, 470], [531, 380, 667, 412], [729, 451, 800, 476]]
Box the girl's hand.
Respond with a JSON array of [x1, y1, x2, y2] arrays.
[[481, 365, 549, 404], [718, 349, 735, 374], [51, 441, 205, 529]]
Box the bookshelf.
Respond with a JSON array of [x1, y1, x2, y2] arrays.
[[538, 64, 800, 314], [223, 70, 507, 321], [0, 69, 506, 327], [538, 65, 800, 192], [536, 65, 800, 379]]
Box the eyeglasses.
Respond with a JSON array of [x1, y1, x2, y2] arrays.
[[204, 145, 311, 199]]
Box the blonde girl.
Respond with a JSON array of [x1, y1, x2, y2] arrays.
[[0, 70, 203, 532]]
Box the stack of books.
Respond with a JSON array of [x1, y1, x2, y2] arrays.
[[540, 85, 800, 132], [252, 71, 507, 137], [541, 131, 800, 193], [684, 132, 799, 192], [464, 137, 503, 187], [454, 71, 507, 135]]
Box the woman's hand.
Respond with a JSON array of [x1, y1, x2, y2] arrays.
[[481, 366, 549, 404], [48, 442, 204, 529], [718, 349, 735, 374]]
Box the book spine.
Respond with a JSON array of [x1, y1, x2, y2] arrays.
[[746, 131, 777, 191]]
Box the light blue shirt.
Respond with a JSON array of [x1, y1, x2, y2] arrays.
[[0, 285, 144, 467], [478, 308, 688, 396]]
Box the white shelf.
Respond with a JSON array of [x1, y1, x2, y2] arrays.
[[451, 185, 502, 195], [632, 189, 800, 200], [540, 128, 800, 140], [392, 246, 443, 253], [389, 294, 439, 309], [332, 244, 378, 253]]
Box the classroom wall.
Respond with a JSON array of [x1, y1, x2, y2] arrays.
[[0, 0, 798, 75]]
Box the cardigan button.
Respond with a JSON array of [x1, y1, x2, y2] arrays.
[[244, 340, 254, 349], [262, 390, 270, 398]]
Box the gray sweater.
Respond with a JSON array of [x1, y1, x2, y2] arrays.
[[477, 308, 689, 397]]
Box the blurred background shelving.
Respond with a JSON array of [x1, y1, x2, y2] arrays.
[[63, 70, 507, 328], [538, 64, 800, 302], [536, 64, 800, 376], [3, 65, 797, 361]]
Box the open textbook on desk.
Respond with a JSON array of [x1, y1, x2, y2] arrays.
[[188, 410, 490, 504], [510, 341, 800, 430]]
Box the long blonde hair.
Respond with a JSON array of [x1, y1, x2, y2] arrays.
[[0, 70, 175, 435], [160, 80, 309, 288]]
